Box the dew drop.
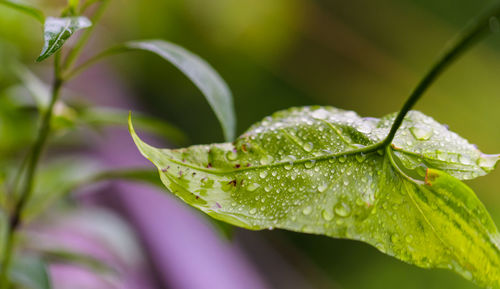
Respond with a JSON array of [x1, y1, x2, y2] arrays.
[[410, 126, 433, 141], [259, 171, 268, 179], [334, 202, 351, 217], [339, 155, 347, 163], [318, 183, 328, 193], [458, 154, 474, 165], [226, 150, 237, 161], [247, 183, 260, 192], [260, 155, 274, 165], [322, 209, 333, 221], [391, 234, 400, 243], [304, 160, 315, 169], [355, 153, 366, 163], [249, 208, 257, 215], [304, 142, 314, 152], [302, 206, 312, 215], [311, 108, 329, 120]]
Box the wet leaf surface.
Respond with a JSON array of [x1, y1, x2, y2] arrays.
[[130, 106, 500, 288]]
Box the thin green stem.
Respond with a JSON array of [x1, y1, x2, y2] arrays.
[[0, 2, 113, 288], [382, 1, 500, 147], [0, 232, 14, 289], [80, 0, 103, 14], [63, 46, 126, 80], [0, 77, 63, 289], [62, 0, 110, 72]]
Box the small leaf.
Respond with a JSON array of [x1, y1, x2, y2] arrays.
[[10, 256, 51, 289], [123, 40, 236, 141], [37, 16, 92, 62], [130, 106, 500, 288], [0, 0, 44, 23]]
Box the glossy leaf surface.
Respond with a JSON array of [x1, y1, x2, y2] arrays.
[[0, 0, 44, 23], [123, 40, 236, 141], [37, 16, 91, 62], [130, 106, 500, 288]]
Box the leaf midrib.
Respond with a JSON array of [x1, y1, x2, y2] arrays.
[[46, 18, 72, 55], [166, 142, 384, 175]]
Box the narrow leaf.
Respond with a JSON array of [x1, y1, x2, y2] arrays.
[[0, 0, 44, 23], [41, 249, 115, 275], [123, 40, 236, 141], [130, 106, 500, 288], [78, 107, 189, 145], [12, 63, 50, 109], [37, 16, 92, 62], [10, 256, 51, 289]]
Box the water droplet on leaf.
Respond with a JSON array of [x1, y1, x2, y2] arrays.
[[334, 202, 351, 217], [410, 126, 433, 141]]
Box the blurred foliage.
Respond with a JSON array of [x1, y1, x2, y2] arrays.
[[2, 0, 500, 288]]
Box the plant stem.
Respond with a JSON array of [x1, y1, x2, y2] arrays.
[[0, 76, 63, 289], [0, 2, 114, 287], [382, 1, 500, 147], [62, 0, 110, 72], [63, 46, 126, 80]]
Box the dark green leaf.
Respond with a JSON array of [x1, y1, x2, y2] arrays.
[[130, 106, 500, 288], [10, 256, 51, 289], [0, 0, 44, 23], [37, 16, 92, 62], [122, 40, 236, 141]]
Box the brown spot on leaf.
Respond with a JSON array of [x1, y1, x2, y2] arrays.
[[424, 168, 438, 185]]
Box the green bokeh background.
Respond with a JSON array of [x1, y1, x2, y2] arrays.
[[2, 0, 500, 288]]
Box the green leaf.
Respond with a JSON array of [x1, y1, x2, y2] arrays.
[[10, 256, 51, 289], [40, 249, 114, 275], [129, 106, 500, 288], [37, 16, 92, 62], [122, 40, 236, 141], [12, 64, 50, 109], [0, 0, 44, 23], [24, 157, 102, 221], [78, 107, 189, 145]]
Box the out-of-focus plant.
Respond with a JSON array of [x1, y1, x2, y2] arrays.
[[0, 0, 236, 288]]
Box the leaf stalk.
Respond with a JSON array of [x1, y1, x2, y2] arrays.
[[382, 1, 500, 147]]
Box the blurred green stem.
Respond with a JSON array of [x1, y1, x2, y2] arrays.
[[63, 45, 125, 80], [0, 3, 113, 286], [62, 0, 110, 72], [0, 69, 63, 289]]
